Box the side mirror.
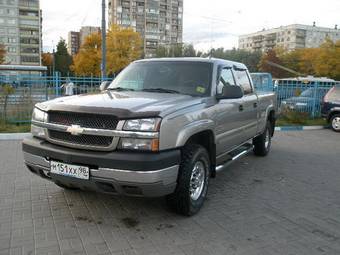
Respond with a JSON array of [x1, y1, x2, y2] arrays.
[[216, 85, 244, 100], [100, 81, 111, 91]]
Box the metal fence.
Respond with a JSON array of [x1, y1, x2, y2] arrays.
[[0, 74, 339, 123], [0, 74, 110, 123], [272, 80, 338, 118]]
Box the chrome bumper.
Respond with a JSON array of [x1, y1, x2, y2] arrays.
[[24, 152, 179, 197]]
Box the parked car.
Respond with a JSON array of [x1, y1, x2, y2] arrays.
[[321, 85, 340, 132], [280, 88, 320, 112], [22, 58, 277, 216]]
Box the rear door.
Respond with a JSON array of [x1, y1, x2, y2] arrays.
[[215, 67, 245, 158], [233, 68, 259, 140]]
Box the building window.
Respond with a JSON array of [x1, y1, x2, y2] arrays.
[[8, 47, 16, 53]]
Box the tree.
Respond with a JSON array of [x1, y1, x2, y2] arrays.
[[0, 44, 6, 64], [155, 44, 199, 58], [42, 53, 53, 76], [106, 24, 142, 75], [314, 39, 340, 80], [258, 49, 287, 78], [71, 33, 102, 76], [55, 39, 73, 76], [71, 25, 142, 76]]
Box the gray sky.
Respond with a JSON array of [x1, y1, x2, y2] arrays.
[[41, 0, 340, 52]]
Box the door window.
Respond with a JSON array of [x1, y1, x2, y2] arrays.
[[217, 68, 235, 94], [234, 69, 253, 95]]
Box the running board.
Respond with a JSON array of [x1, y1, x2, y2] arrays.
[[215, 143, 254, 173]]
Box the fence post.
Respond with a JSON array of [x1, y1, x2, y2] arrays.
[[311, 82, 318, 118]]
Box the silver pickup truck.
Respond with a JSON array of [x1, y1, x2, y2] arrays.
[[22, 58, 277, 215]]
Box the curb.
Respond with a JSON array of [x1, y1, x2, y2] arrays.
[[275, 126, 327, 131], [0, 133, 31, 141]]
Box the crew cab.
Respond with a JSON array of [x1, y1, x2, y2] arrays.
[[22, 58, 277, 215]]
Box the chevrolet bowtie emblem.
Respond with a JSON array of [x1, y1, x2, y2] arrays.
[[67, 125, 84, 136]]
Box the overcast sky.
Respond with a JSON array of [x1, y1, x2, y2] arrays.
[[41, 0, 340, 52]]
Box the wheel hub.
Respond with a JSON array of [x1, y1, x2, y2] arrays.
[[190, 161, 206, 201], [332, 117, 340, 130]]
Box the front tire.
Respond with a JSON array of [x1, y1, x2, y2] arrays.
[[330, 114, 340, 132], [253, 120, 272, 156], [166, 144, 210, 216]]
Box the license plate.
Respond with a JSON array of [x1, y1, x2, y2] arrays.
[[50, 161, 90, 180]]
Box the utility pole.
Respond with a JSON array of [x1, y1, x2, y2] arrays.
[[101, 0, 107, 80]]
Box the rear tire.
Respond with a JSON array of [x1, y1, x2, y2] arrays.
[[166, 144, 210, 216], [253, 120, 272, 157], [330, 114, 340, 132]]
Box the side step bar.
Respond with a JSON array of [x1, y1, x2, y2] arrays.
[[215, 143, 254, 173]]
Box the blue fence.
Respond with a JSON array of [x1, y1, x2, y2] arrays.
[[0, 74, 111, 123], [272, 80, 338, 118], [0, 74, 339, 123]]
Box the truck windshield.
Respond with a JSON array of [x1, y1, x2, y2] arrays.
[[108, 61, 213, 97]]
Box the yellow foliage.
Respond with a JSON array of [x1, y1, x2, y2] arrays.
[[0, 44, 6, 64], [71, 25, 142, 76]]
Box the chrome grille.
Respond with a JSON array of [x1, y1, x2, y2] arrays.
[[49, 130, 114, 147], [48, 111, 118, 130]]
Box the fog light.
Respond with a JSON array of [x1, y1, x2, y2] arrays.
[[31, 125, 46, 139]]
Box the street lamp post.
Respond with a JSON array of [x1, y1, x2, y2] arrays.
[[101, 0, 107, 80]]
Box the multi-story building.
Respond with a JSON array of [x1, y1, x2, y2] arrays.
[[108, 0, 183, 58], [67, 31, 80, 56], [67, 26, 100, 56], [80, 26, 100, 46], [239, 24, 340, 52], [0, 0, 42, 66]]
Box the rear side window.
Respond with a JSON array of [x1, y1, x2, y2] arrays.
[[234, 69, 253, 95], [328, 86, 340, 101]]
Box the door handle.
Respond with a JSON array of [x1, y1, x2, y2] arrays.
[[239, 105, 244, 112], [254, 102, 258, 108]]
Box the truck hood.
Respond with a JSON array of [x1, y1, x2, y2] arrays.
[[37, 91, 205, 118]]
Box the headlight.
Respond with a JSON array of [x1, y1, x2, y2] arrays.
[[32, 108, 47, 122], [123, 118, 161, 131], [119, 138, 159, 151], [295, 102, 307, 107]]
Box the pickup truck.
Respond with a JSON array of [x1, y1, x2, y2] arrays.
[[22, 58, 277, 216]]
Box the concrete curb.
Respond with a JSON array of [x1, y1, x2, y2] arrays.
[[275, 126, 327, 131], [0, 133, 31, 141]]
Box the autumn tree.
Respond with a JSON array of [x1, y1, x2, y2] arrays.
[[72, 25, 142, 76], [55, 39, 73, 76], [71, 33, 102, 76], [0, 44, 6, 64], [42, 53, 53, 75], [258, 49, 286, 78], [313, 39, 340, 80]]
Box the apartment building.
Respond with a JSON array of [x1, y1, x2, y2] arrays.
[[67, 31, 80, 56], [239, 24, 340, 52], [108, 0, 183, 58], [0, 0, 42, 65], [67, 26, 100, 56]]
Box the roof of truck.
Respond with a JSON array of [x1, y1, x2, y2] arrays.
[[134, 57, 248, 70]]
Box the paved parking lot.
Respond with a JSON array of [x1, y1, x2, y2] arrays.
[[0, 130, 340, 255]]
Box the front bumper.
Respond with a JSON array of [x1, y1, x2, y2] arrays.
[[22, 137, 180, 197]]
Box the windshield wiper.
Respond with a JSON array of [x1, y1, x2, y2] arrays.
[[108, 87, 135, 91], [142, 88, 180, 94]]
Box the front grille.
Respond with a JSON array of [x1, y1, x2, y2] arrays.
[[49, 111, 118, 130], [49, 130, 113, 147]]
